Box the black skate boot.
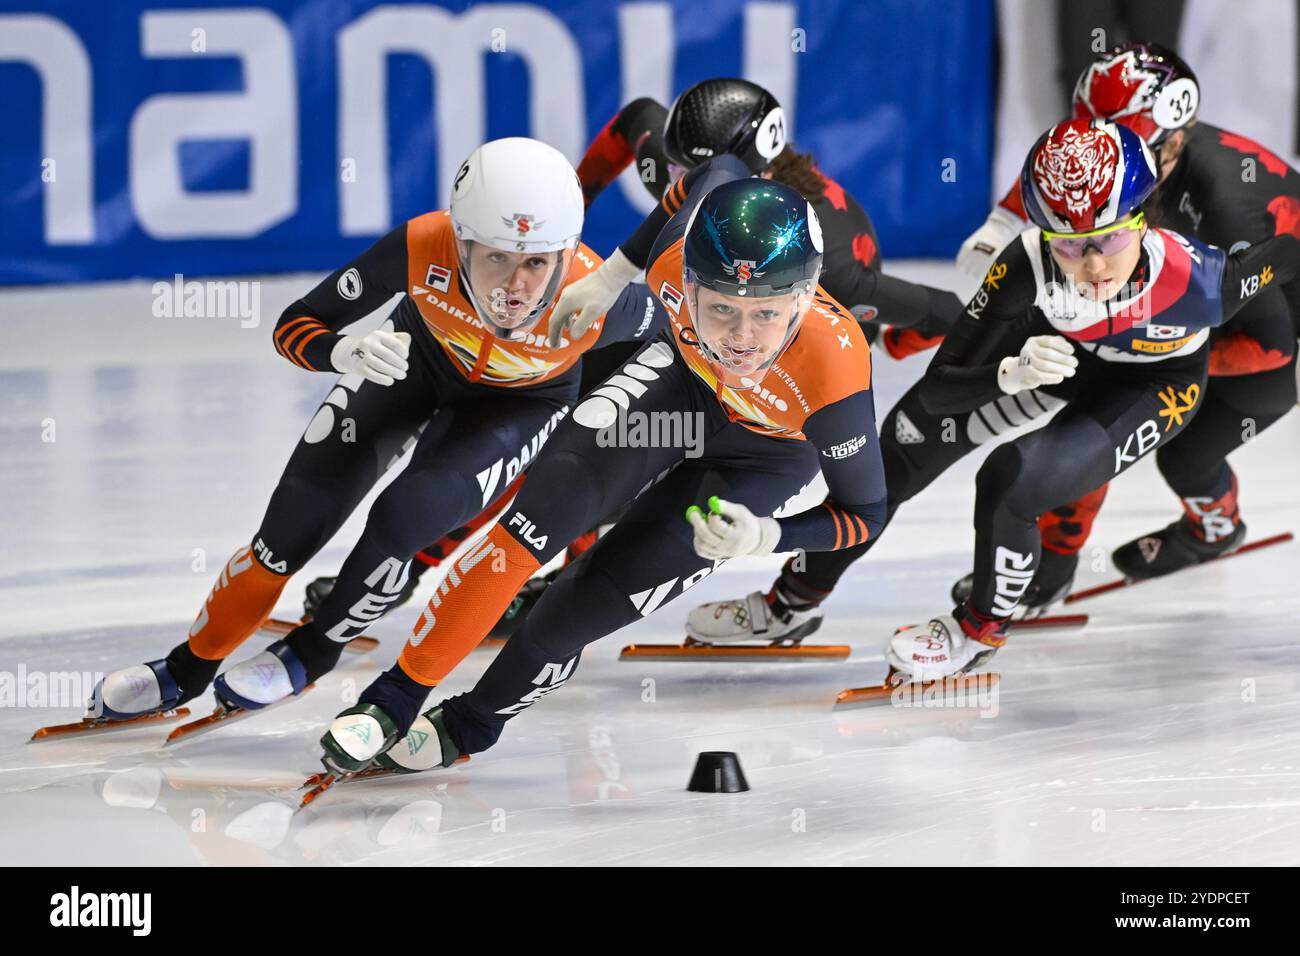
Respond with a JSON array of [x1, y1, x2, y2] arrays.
[[488, 569, 560, 639], [950, 549, 1077, 619], [1112, 515, 1247, 581]]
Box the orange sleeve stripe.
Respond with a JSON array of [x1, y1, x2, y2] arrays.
[[661, 177, 686, 215], [276, 317, 322, 366], [275, 315, 317, 347], [293, 328, 331, 366], [823, 502, 843, 550], [282, 318, 326, 354], [280, 323, 330, 368], [821, 504, 871, 550], [851, 513, 869, 544]]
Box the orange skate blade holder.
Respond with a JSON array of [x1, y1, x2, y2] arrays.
[[298, 755, 471, 808], [261, 618, 377, 654], [620, 640, 851, 662], [834, 670, 1001, 709], [163, 682, 317, 746], [29, 707, 192, 742]]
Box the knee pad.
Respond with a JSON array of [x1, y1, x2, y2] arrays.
[[255, 476, 351, 574], [1156, 444, 1232, 500], [518, 449, 608, 537], [365, 469, 479, 558], [976, 443, 1033, 519]]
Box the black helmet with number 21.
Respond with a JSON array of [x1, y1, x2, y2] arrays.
[[664, 78, 787, 175]]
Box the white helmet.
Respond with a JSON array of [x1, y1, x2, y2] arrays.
[[450, 137, 584, 337]]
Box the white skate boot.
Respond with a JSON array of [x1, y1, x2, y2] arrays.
[[33, 649, 220, 740], [686, 590, 823, 646], [884, 608, 1008, 681]]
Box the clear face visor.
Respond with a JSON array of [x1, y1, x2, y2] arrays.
[[683, 278, 814, 388], [455, 239, 576, 338]]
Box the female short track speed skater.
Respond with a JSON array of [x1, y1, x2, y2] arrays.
[[954, 42, 1299, 595], [886, 117, 1300, 681], [307, 160, 891, 778], [73, 138, 665, 732]]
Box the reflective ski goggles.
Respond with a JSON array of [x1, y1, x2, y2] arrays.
[[1042, 212, 1145, 260]]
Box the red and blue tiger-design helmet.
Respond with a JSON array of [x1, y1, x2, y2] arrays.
[[1020, 118, 1158, 234]]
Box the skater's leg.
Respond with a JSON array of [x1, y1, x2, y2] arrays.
[[380, 338, 704, 700], [92, 370, 433, 717], [362, 340, 646, 613], [252, 390, 574, 705], [889, 362, 1208, 679], [301, 469, 526, 616], [1155, 357, 1296, 538], [439, 436, 821, 755], [715, 377, 1065, 642], [1104, 357, 1297, 578], [970, 364, 1207, 619], [184, 373, 430, 664], [300, 390, 572, 643]]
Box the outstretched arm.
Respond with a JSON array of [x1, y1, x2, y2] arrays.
[[273, 225, 409, 373]]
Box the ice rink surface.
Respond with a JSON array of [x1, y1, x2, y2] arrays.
[[3, 263, 1298, 866]]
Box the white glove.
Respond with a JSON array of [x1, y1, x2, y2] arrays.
[[956, 206, 1024, 281], [547, 248, 642, 348], [997, 335, 1078, 395], [330, 330, 411, 386], [687, 497, 782, 560]]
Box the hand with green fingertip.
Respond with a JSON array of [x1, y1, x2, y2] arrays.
[[685, 497, 730, 524]]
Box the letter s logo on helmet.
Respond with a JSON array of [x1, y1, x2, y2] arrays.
[[1020, 119, 1157, 233]]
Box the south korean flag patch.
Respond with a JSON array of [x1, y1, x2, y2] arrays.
[[1145, 324, 1187, 340], [425, 263, 452, 293]]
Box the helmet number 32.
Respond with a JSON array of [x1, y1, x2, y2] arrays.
[[1152, 78, 1199, 130]]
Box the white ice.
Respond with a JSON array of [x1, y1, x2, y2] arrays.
[[2, 264, 1298, 866]]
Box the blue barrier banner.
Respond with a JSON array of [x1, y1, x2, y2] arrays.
[[0, 0, 995, 284]]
